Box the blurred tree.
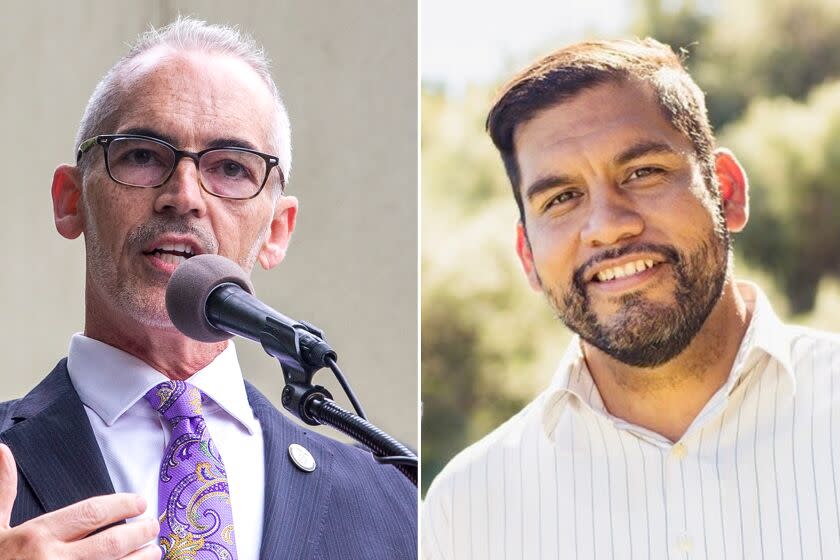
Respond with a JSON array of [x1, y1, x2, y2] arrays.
[[634, 0, 840, 129], [421, 293, 484, 490], [723, 81, 840, 313], [633, 0, 711, 61]]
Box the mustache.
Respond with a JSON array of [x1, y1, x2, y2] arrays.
[[573, 242, 681, 290], [125, 216, 218, 254]]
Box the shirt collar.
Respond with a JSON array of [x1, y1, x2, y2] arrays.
[[67, 334, 258, 434], [541, 281, 798, 433], [733, 281, 797, 389]]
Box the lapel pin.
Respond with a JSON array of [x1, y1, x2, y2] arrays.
[[288, 443, 316, 473]]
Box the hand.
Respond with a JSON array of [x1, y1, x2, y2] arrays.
[[0, 443, 160, 559]]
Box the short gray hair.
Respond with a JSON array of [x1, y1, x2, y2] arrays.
[[75, 17, 292, 188]]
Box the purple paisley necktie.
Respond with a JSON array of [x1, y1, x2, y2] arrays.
[[144, 380, 238, 560]]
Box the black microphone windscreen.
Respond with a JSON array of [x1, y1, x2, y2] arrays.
[[165, 254, 255, 343]]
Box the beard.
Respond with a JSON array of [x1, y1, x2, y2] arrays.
[[85, 213, 270, 330], [543, 229, 730, 368], [84, 215, 220, 329]]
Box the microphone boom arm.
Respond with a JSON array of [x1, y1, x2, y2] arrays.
[[201, 284, 419, 485]]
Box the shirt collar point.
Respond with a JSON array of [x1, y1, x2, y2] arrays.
[[738, 282, 798, 390], [68, 336, 254, 428]]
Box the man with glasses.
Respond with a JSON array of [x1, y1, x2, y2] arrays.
[[75, 134, 285, 202], [0, 19, 415, 560]]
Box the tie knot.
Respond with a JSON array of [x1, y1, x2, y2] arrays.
[[144, 380, 204, 423]]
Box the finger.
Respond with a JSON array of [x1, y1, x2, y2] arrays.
[[71, 517, 159, 560], [41, 493, 148, 541], [0, 443, 18, 528], [121, 542, 163, 560]]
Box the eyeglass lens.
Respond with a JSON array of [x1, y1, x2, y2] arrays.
[[107, 137, 267, 198]]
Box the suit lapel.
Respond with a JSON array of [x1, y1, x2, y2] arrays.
[[1, 360, 115, 516], [246, 383, 334, 560]]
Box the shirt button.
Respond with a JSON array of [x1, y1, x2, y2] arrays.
[[674, 535, 693, 553], [672, 442, 688, 459]]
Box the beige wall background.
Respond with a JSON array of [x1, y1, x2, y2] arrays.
[[0, 1, 418, 447]]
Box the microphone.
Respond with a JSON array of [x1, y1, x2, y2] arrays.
[[166, 256, 416, 484], [165, 254, 336, 371]]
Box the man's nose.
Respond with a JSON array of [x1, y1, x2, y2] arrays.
[[579, 184, 645, 247], [153, 157, 208, 217]]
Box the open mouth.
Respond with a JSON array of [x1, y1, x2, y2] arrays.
[[143, 243, 197, 266], [592, 259, 661, 283]]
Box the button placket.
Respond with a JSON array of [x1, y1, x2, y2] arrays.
[[665, 441, 691, 557]]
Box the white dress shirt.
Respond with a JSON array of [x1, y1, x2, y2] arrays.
[[422, 282, 840, 559], [67, 335, 265, 560]]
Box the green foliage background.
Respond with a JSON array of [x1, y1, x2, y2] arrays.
[[422, 0, 840, 493]]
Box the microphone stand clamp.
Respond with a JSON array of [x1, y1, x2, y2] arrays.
[[259, 316, 335, 426]]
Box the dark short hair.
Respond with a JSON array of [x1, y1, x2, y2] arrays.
[[486, 38, 717, 223]]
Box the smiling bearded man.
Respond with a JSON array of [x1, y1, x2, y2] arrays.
[[422, 38, 840, 560]]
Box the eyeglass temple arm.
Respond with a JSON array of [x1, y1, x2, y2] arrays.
[[76, 137, 99, 164]]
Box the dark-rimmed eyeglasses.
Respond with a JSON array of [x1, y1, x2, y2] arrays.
[[76, 134, 285, 200]]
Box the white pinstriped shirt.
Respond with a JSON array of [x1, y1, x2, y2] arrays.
[[422, 282, 840, 559]]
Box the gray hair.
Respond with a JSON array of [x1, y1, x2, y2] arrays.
[[75, 17, 292, 189]]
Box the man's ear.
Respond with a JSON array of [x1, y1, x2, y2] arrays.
[[257, 195, 298, 270], [714, 148, 749, 233], [515, 221, 542, 292], [52, 165, 84, 239]]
